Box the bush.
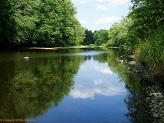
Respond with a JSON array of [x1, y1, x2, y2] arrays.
[[135, 29, 164, 77]]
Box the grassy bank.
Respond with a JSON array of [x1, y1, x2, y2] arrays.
[[134, 29, 164, 83]]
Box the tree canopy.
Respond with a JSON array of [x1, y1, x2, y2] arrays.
[[93, 29, 109, 46], [0, 0, 85, 47], [82, 29, 94, 45], [105, 0, 164, 81]]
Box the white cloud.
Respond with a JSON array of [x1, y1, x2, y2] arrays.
[[97, 0, 129, 9], [96, 16, 117, 24], [96, 4, 107, 10], [94, 80, 103, 85], [101, 68, 113, 74], [70, 89, 95, 99], [70, 82, 126, 99], [94, 65, 113, 74]]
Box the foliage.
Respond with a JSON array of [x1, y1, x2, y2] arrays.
[[82, 29, 94, 45], [93, 29, 109, 45], [0, 0, 85, 47], [0, 0, 16, 46], [105, 0, 164, 82], [130, 0, 164, 40], [106, 17, 135, 49], [135, 28, 164, 77], [106, 0, 164, 48], [130, 0, 164, 80]]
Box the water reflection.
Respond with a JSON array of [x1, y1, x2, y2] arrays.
[[70, 59, 127, 99], [29, 50, 130, 123], [64, 50, 107, 56], [124, 88, 151, 123], [0, 49, 84, 120], [94, 48, 151, 123], [0, 48, 149, 123]]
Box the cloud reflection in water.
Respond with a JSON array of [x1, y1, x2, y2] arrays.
[[95, 65, 113, 75], [70, 79, 126, 99], [70, 58, 127, 99]]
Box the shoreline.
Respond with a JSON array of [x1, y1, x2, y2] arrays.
[[26, 46, 100, 50], [0, 46, 120, 51], [145, 84, 164, 122]]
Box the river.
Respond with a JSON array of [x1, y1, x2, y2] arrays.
[[0, 48, 151, 123]]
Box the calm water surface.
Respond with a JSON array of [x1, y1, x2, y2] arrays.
[[0, 48, 144, 123]]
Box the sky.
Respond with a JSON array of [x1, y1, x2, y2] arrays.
[[72, 0, 131, 31]]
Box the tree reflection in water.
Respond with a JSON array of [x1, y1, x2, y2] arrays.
[[0, 48, 155, 122], [94, 48, 153, 123], [0, 50, 84, 120]]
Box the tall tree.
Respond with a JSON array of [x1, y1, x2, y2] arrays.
[[0, 0, 16, 47], [12, 0, 39, 46], [107, 17, 135, 49], [82, 29, 94, 45], [93, 29, 109, 45], [0, 0, 85, 47], [130, 0, 164, 39]]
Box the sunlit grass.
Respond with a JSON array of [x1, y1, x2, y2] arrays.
[[135, 29, 164, 77]]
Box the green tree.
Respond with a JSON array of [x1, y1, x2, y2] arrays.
[[82, 29, 94, 45], [107, 17, 135, 49], [0, 0, 16, 47], [0, 0, 85, 47], [93, 29, 109, 45], [129, 0, 164, 79], [130, 0, 164, 40], [35, 0, 85, 46], [12, 0, 39, 46]]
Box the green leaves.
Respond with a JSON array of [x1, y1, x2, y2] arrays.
[[130, 0, 164, 39], [0, 0, 85, 47], [82, 29, 94, 45], [34, 0, 84, 47], [93, 29, 109, 45], [107, 17, 134, 49]]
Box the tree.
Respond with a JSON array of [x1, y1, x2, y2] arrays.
[[0, 0, 16, 47], [35, 0, 85, 47], [0, 0, 85, 47], [93, 29, 109, 45], [82, 29, 94, 45], [130, 0, 164, 40], [12, 0, 39, 46], [107, 17, 134, 49]]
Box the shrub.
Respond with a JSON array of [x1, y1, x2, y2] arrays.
[[135, 29, 164, 77]]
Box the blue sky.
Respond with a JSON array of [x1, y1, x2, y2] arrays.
[[72, 0, 131, 31]]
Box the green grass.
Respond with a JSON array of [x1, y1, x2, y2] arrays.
[[135, 29, 164, 77]]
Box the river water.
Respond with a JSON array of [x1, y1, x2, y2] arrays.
[[0, 48, 148, 123]]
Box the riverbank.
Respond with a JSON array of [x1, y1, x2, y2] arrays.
[[128, 59, 164, 123], [145, 84, 164, 123], [26, 46, 99, 50]]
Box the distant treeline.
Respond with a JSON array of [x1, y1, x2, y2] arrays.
[[0, 0, 85, 47], [82, 29, 108, 46]]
